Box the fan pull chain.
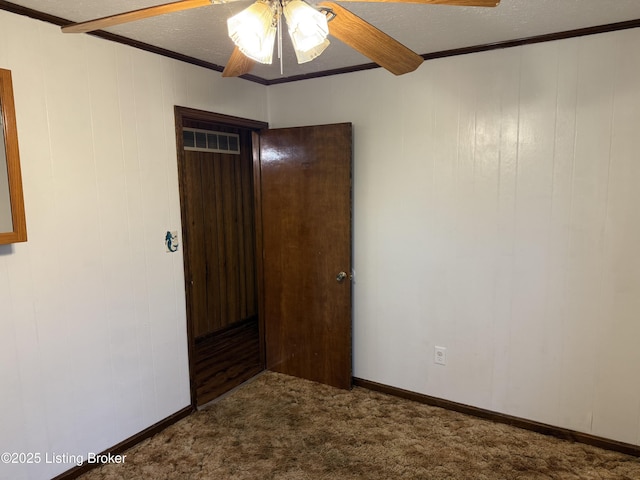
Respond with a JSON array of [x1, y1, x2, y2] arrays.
[[277, 3, 283, 75]]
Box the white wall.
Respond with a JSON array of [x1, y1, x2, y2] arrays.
[[269, 27, 640, 446], [0, 10, 267, 480]]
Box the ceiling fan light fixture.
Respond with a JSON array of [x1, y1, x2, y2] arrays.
[[283, 0, 329, 55], [227, 0, 277, 64]]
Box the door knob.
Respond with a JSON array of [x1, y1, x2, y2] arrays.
[[336, 271, 347, 283]]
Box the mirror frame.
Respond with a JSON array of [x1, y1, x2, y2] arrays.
[[0, 68, 27, 245]]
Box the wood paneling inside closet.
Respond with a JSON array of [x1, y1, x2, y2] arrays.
[[182, 128, 257, 338]]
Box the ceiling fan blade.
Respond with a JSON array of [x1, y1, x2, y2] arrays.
[[222, 47, 256, 77], [328, 0, 499, 5], [320, 2, 423, 75], [62, 0, 213, 34]]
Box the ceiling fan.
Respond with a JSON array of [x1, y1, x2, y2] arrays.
[[61, 0, 500, 78]]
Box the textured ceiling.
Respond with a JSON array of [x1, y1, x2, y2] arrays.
[[4, 0, 640, 81]]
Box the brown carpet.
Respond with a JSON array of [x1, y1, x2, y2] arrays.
[[79, 372, 640, 479]]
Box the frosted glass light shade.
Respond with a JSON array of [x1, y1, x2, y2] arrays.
[[283, 0, 329, 57], [227, 1, 277, 64], [293, 38, 329, 64]]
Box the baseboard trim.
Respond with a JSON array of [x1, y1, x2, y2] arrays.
[[52, 405, 194, 480], [353, 377, 640, 458]]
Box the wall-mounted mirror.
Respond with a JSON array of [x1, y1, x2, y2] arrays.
[[0, 68, 27, 245]]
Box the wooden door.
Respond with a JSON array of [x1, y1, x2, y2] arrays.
[[256, 123, 353, 390]]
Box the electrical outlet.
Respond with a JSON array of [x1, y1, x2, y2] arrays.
[[434, 346, 447, 366]]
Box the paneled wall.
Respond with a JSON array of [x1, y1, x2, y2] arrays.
[[0, 10, 267, 480], [268, 27, 640, 446], [182, 141, 258, 338]]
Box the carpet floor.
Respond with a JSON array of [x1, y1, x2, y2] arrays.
[[78, 372, 640, 479]]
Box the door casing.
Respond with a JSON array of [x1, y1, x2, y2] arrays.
[[174, 107, 268, 407]]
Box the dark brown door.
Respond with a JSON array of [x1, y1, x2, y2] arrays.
[[257, 123, 353, 389]]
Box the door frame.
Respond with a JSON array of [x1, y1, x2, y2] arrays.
[[174, 106, 268, 408]]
